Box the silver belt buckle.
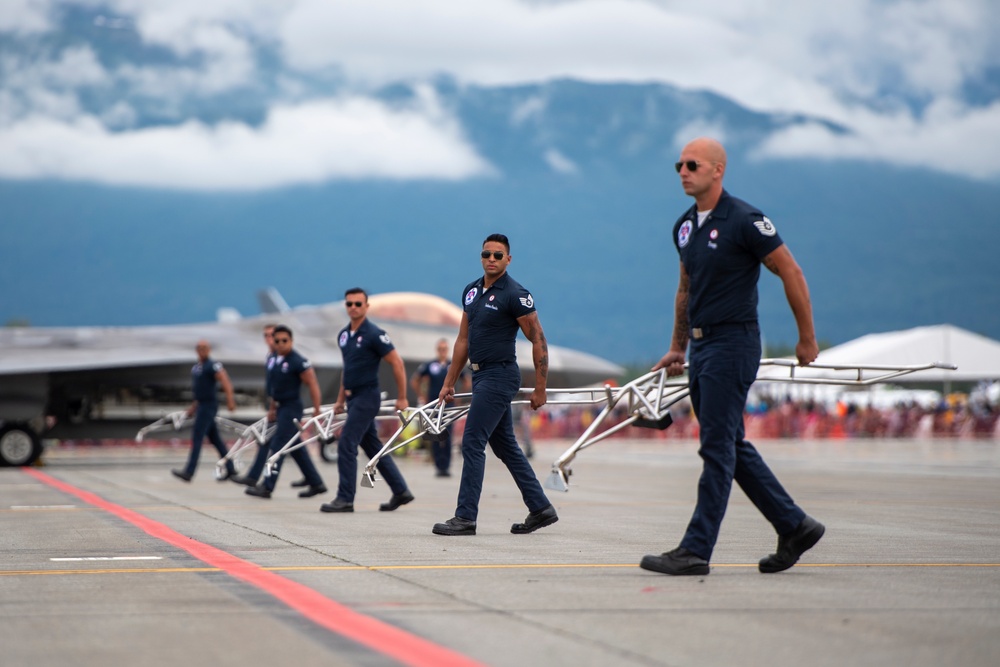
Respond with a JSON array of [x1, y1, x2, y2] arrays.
[[470, 363, 481, 371], [692, 328, 704, 340]]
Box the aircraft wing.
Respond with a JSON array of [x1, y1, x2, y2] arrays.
[[0, 290, 622, 453]]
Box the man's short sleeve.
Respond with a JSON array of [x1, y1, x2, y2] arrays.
[[510, 284, 536, 319], [742, 214, 784, 260], [373, 329, 396, 357]]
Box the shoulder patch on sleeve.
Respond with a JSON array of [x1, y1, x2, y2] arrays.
[[753, 217, 777, 236], [519, 294, 534, 308], [379, 334, 391, 345]]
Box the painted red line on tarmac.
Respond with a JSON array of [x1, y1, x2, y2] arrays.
[[24, 468, 484, 667]]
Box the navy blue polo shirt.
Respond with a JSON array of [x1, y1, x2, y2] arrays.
[[268, 349, 310, 403], [417, 359, 466, 398], [264, 351, 276, 398], [192, 358, 223, 403], [461, 272, 536, 364], [337, 318, 394, 391], [672, 190, 784, 328]]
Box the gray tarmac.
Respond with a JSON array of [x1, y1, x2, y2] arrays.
[[2, 437, 999, 667]]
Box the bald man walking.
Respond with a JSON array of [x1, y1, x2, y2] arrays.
[[642, 138, 824, 576], [173, 340, 237, 482]]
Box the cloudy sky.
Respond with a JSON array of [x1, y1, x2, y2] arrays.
[[1, 0, 998, 189]]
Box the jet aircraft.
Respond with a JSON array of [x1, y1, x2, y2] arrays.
[[0, 289, 624, 466]]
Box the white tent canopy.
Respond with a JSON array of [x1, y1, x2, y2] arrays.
[[760, 324, 1000, 384]]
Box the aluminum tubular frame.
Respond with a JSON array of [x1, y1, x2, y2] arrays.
[[135, 410, 250, 444], [358, 359, 957, 492], [261, 400, 403, 480]]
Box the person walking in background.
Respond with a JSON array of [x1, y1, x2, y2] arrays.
[[244, 325, 327, 499], [319, 289, 415, 514], [172, 340, 237, 482], [410, 338, 470, 477]]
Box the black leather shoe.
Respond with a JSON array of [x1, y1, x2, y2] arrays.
[[379, 490, 415, 512], [171, 469, 193, 482], [433, 516, 477, 535], [244, 486, 271, 499], [290, 478, 309, 488], [759, 516, 826, 573], [320, 498, 354, 513], [640, 547, 710, 576], [435, 469, 451, 478], [298, 484, 327, 498], [511, 504, 558, 534], [230, 475, 257, 487]]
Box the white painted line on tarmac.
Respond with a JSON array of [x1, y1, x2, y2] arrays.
[[50, 556, 164, 562]]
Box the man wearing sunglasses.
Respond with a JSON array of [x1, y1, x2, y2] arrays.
[[432, 233, 558, 536], [641, 137, 824, 577], [232, 324, 312, 489], [320, 288, 415, 514], [245, 325, 328, 499]]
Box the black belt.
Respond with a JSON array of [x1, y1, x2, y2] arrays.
[[690, 322, 758, 340], [469, 361, 511, 372]]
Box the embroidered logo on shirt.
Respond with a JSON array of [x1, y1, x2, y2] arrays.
[[338, 331, 349, 347], [678, 219, 693, 248], [520, 294, 534, 308], [709, 229, 718, 240], [465, 287, 478, 305], [753, 217, 777, 236], [379, 334, 391, 345]]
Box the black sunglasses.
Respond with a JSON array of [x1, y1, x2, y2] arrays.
[[674, 160, 710, 173], [345, 301, 365, 308], [481, 251, 505, 260], [273, 337, 290, 344]]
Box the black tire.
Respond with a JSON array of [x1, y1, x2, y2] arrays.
[[320, 436, 338, 463], [0, 423, 43, 467]]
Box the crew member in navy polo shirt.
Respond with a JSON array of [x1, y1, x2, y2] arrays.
[[319, 288, 415, 514], [432, 233, 557, 536], [172, 340, 237, 482], [641, 137, 824, 576], [245, 325, 327, 499], [232, 324, 310, 488], [410, 338, 470, 478]]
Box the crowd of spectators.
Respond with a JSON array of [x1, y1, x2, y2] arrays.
[[521, 392, 1000, 441]]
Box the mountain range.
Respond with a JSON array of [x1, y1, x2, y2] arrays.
[[2, 77, 998, 365]]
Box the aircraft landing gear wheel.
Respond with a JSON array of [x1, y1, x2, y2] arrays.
[[0, 424, 43, 467], [320, 437, 338, 463]]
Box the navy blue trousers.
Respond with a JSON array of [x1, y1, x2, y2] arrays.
[[262, 401, 324, 492], [430, 425, 453, 472], [183, 402, 234, 477], [335, 388, 408, 503], [243, 419, 307, 483], [455, 364, 549, 522], [679, 325, 805, 560]]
